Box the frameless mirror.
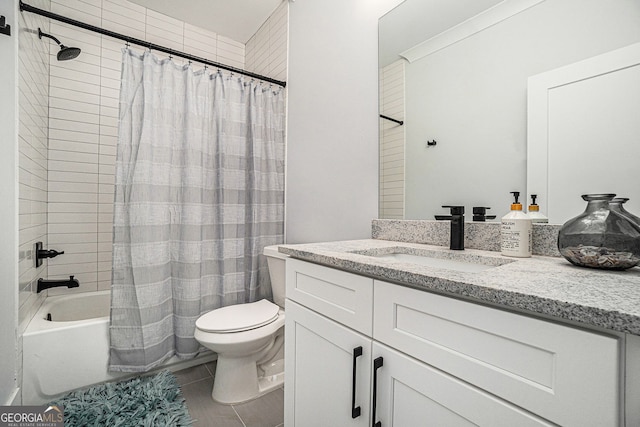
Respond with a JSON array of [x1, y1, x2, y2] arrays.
[[378, 0, 640, 223]]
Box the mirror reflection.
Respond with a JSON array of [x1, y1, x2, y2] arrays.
[[379, 0, 640, 223]]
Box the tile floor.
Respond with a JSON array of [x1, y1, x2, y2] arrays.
[[174, 362, 284, 427]]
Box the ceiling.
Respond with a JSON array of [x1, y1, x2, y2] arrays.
[[129, 0, 284, 44]]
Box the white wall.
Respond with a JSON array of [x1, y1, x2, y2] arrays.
[[403, 0, 640, 220], [286, 0, 402, 243], [0, 0, 19, 406]]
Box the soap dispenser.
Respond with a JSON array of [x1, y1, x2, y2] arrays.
[[501, 191, 532, 258], [527, 194, 548, 223]]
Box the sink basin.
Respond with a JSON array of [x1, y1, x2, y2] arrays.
[[357, 248, 513, 273]]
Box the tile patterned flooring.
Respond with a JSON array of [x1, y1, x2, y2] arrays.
[[174, 362, 284, 427]]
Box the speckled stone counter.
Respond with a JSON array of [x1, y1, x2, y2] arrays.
[[278, 239, 640, 336]]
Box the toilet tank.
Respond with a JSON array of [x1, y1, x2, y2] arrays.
[[264, 245, 288, 308]]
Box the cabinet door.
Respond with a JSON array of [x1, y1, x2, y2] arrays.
[[286, 258, 374, 335], [373, 343, 554, 427], [374, 280, 620, 426], [285, 299, 372, 427]]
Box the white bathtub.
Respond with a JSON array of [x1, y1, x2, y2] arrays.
[[22, 290, 214, 404]]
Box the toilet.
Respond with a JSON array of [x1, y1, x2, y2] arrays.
[[194, 245, 288, 404]]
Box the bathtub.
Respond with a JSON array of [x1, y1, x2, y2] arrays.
[[22, 290, 215, 405]]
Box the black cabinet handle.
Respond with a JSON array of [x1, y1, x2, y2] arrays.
[[351, 346, 363, 418], [372, 356, 384, 427]]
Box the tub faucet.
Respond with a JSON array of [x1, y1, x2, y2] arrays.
[[37, 275, 80, 293], [442, 205, 465, 250]]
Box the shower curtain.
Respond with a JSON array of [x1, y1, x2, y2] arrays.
[[109, 49, 285, 372]]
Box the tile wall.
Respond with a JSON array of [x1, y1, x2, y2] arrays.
[[17, 0, 51, 403], [245, 1, 288, 83], [18, 0, 50, 329], [16, 0, 287, 399], [379, 59, 405, 219], [44, 0, 246, 297], [43, 0, 287, 297]]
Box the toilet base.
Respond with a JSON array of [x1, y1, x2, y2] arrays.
[[211, 356, 284, 404]]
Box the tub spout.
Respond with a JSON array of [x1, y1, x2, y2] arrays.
[[37, 275, 80, 293]]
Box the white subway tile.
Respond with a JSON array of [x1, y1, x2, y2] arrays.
[[50, 75, 101, 95], [103, 0, 146, 15], [146, 9, 184, 31], [49, 212, 98, 224], [48, 202, 98, 213], [48, 252, 97, 266], [48, 192, 99, 203], [97, 261, 112, 272], [49, 222, 97, 234], [49, 118, 100, 134], [101, 18, 145, 41], [50, 106, 100, 123], [49, 170, 99, 184], [102, 9, 145, 33], [48, 149, 98, 164], [98, 222, 113, 233], [49, 128, 99, 144], [50, 86, 101, 105], [48, 181, 99, 194], [51, 2, 101, 26], [99, 144, 117, 156], [49, 233, 98, 245]]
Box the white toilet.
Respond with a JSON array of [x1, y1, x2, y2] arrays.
[[194, 245, 288, 404]]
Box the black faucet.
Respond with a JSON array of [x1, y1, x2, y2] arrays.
[[37, 275, 80, 293], [34, 242, 65, 267], [472, 207, 497, 222], [442, 205, 465, 250]]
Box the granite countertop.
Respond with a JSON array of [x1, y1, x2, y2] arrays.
[[278, 239, 640, 336]]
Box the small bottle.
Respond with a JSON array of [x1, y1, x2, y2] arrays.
[[501, 191, 532, 258], [527, 194, 548, 223]]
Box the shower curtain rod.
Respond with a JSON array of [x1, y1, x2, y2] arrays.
[[379, 114, 403, 125], [19, 1, 287, 88]]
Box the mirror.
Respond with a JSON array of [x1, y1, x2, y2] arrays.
[[379, 0, 640, 223]]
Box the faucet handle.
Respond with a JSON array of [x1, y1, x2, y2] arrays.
[[472, 207, 491, 215], [442, 205, 465, 215]]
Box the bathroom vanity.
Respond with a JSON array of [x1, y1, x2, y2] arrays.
[[281, 239, 640, 427]]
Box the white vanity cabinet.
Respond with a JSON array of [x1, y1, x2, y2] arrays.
[[284, 258, 374, 427], [284, 258, 622, 426]]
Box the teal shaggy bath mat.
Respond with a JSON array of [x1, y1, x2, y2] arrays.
[[50, 370, 192, 426]]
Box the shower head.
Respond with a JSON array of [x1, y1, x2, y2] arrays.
[[38, 28, 81, 61], [57, 46, 82, 61]]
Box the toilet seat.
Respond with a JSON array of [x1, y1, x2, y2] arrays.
[[196, 299, 279, 333]]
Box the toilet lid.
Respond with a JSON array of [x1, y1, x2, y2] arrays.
[[196, 299, 280, 333]]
